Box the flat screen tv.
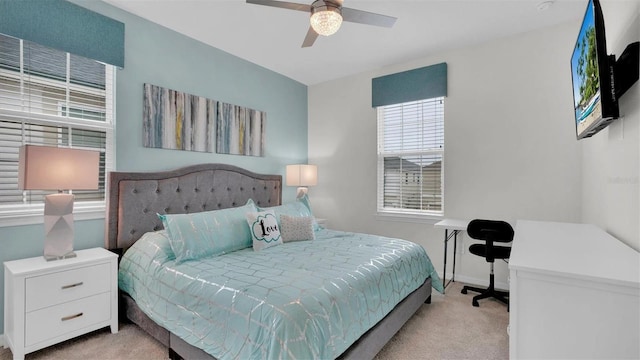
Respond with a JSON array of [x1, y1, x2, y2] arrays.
[[571, 0, 619, 139]]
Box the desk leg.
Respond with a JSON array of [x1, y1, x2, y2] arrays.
[[443, 229, 449, 294], [443, 229, 460, 293], [452, 230, 458, 282]]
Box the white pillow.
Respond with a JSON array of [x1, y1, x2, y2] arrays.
[[280, 214, 315, 242], [246, 210, 283, 251]]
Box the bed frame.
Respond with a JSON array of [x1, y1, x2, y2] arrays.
[[105, 163, 432, 360]]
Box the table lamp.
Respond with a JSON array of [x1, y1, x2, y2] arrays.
[[286, 164, 318, 198], [18, 145, 100, 261]]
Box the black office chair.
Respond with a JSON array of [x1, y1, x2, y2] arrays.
[[461, 219, 513, 307]]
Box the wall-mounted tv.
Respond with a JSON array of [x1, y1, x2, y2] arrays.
[[570, 0, 619, 140]]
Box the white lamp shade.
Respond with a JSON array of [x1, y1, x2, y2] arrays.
[[286, 164, 318, 187], [18, 145, 100, 191]]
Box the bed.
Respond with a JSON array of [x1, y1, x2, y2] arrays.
[[105, 163, 443, 360]]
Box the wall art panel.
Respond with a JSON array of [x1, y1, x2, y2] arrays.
[[143, 83, 214, 152], [216, 102, 266, 157]]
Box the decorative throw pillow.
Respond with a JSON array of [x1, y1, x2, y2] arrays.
[[259, 194, 319, 231], [246, 210, 283, 251], [158, 199, 257, 263], [280, 214, 315, 242]]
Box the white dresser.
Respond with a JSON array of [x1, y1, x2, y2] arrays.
[[3, 247, 118, 360], [509, 220, 640, 359]]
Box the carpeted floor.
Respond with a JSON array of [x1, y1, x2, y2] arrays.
[[374, 281, 509, 360], [0, 282, 509, 360]]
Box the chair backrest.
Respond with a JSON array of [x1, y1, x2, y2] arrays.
[[467, 219, 514, 243]]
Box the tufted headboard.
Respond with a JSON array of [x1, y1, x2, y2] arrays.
[[105, 163, 282, 251]]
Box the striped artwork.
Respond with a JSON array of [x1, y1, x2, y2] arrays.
[[215, 102, 265, 157], [143, 84, 266, 156], [143, 84, 214, 152]]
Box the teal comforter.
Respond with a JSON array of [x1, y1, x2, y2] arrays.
[[118, 228, 443, 359]]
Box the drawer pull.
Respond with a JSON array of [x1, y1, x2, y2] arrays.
[[61, 312, 83, 322], [61, 282, 83, 290]]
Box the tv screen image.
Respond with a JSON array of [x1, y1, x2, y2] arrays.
[[570, 0, 618, 139], [571, 0, 601, 136]]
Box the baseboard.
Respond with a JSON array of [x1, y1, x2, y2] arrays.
[[0, 333, 4, 347], [440, 273, 509, 292]]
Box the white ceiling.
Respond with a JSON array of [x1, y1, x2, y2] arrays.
[[103, 0, 587, 85]]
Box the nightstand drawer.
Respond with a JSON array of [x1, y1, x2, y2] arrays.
[[25, 263, 110, 311], [25, 292, 110, 347]]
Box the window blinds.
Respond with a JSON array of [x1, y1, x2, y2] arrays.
[[377, 98, 444, 214], [0, 33, 114, 207]]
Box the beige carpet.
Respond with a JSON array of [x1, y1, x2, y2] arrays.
[[374, 281, 509, 360], [0, 282, 508, 360]]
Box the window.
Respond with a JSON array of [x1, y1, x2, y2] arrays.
[[377, 97, 444, 217], [0, 33, 115, 226]]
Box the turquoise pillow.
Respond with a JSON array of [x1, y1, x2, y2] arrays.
[[258, 194, 319, 231], [158, 199, 257, 263]]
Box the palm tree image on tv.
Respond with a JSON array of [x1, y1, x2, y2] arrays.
[[573, 24, 601, 127]]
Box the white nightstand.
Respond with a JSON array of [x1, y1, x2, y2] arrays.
[[3, 247, 118, 360]]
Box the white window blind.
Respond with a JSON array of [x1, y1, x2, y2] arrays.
[[0, 32, 114, 225], [377, 97, 444, 216]]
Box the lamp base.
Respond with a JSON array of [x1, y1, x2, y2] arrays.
[[44, 251, 77, 262], [43, 193, 75, 261], [296, 187, 308, 199]]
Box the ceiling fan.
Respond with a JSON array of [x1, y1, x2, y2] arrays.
[[246, 0, 397, 48]]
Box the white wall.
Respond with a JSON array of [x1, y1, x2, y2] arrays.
[[308, 21, 585, 287], [582, 1, 640, 251]]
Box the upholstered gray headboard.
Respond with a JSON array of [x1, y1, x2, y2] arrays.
[[105, 163, 282, 251]]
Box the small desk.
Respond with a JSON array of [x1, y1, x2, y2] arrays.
[[434, 219, 469, 292]]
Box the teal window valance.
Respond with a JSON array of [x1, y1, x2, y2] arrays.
[[372, 62, 447, 107], [0, 0, 125, 68]]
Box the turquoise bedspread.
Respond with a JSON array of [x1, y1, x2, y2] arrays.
[[118, 228, 443, 359]]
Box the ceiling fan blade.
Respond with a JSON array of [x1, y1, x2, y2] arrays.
[[341, 7, 397, 28], [246, 0, 311, 12], [302, 26, 319, 48]]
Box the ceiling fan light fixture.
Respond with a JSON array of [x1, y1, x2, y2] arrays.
[[310, 1, 342, 36]]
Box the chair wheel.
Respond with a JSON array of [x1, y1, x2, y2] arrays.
[[461, 288, 467, 294], [472, 300, 479, 307]]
